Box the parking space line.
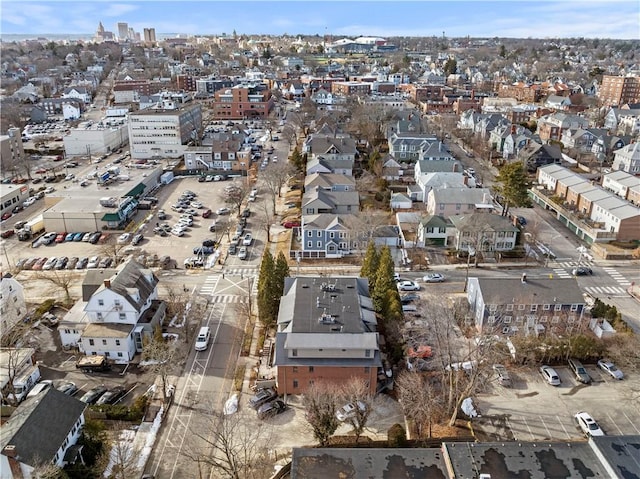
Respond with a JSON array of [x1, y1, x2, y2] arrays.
[[622, 411, 640, 434], [505, 416, 518, 441], [521, 416, 535, 440], [605, 412, 624, 435], [556, 415, 572, 440], [539, 415, 552, 439]]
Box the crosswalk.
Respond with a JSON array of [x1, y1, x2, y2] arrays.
[[552, 268, 573, 279], [584, 286, 628, 297], [602, 267, 632, 287], [200, 275, 219, 295], [211, 295, 248, 304], [554, 261, 593, 269], [223, 267, 258, 277]]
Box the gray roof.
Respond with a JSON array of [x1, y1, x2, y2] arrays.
[[443, 440, 609, 479], [304, 172, 356, 190], [88, 260, 158, 311], [310, 136, 356, 155], [473, 277, 585, 305], [430, 187, 492, 205], [449, 213, 518, 233], [608, 204, 640, 220], [420, 215, 451, 229], [0, 388, 86, 468], [303, 213, 352, 230], [591, 435, 640, 478], [302, 188, 360, 210], [291, 447, 448, 478], [605, 169, 640, 186], [416, 159, 462, 173]]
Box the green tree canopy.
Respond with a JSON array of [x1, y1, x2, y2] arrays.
[[360, 241, 380, 286], [371, 246, 396, 313], [257, 250, 277, 326], [494, 162, 532, 213], [443, 58, 457, 75]]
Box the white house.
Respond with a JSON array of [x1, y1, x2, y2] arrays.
[[61, 103, 81, 120], [449, 214, 519, 253], [0, 274, 26, 341], [62, 86, 91, 104], [390, 193, 412, 210], [612, 142, 640, 175]]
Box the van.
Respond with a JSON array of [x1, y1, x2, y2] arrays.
[[195, 326, 211, 351], [26, 380, 53, 399], [568, 358, 591, 384]]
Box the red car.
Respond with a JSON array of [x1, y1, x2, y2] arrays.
[[1, 229, 15, 238], [202, 209, 212, 218], [282, 220, 301, 228], [1, 212, 12, 221], [32, 257, 48, 270], [55, 232, 67, 243]]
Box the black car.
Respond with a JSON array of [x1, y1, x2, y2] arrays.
[[89, 232, 101, 244], [249, 388, 278, 409], [257, 399, 287, 419], [96, 386, 126, 405], [401, 293, 419, 304], [202, 239, 217, 248], [193, 246, 214, 255], [80, 385, 108, 404], [241, 208, 251, 218], [198, 176, 206, 182], [572, 266, 593, 276], [228, 244, 237, 255]]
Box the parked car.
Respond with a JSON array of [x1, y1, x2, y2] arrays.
[[241, 208, 251, 218], [54, 232, 66, 243], [83, 232, 93, 242], [202, 209, 212, 218], [41, 232, 57, 245], [597, 359, 624, 380], [23, 197, 37, 208], [248, 388, 278, 409], [54, 256, 69, 270], [1, 229, 14, 239], [574, 411, 604, 437], [98, 257, 113, 268], [76, 257, 89, 269], [80, 385, 108, 404], [216, 207, 230, 215], [190, 201, 203, 209], [539, 365, 561, 386], [193, 246, 214, 255], [568, 358, 592, 384], [202, 239, 217, 248], [572, 266, 593, 276], [257, 399, 287, 420], [73, 232, 85, 242], [228, 244, 237, 255], [64, 232, 75, 242], [282, 220, 300, 228], [55, 381, 78, 396], [117, 233, 131, 244], [171, 228, 185, 237], [242, 234, 253, 246], [157, 209, 167, 220], [87, 256, 101, 269], [66, 257, 79, 270], [131, 233, 144, 246], [88, 232, 101, 244], [336, 401, 366, 422], [96, 386, 126, 405], [400, 293, 419, 304], [397, 281, 420, 291], [238, 246, 248, 260], [42, 257, 58, 270], [423, 273, 445, 283], [493, 364, 512, 387]]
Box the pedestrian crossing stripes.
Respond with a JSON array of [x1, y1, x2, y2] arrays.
[[211, 295, 248, 304], [602, 267, 632, 286], [552, 268, 572, 278], [224, 267, 258, 277], [585, 286, 627, 296], [199, 276, 219, 295], [555, 261, 593, 268]]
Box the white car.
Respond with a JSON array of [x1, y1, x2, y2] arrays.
[[23, 197, 37, 208], [216, 207, 230, 215], [117, 233, 131, 244], [87, 256, 100, 269], [397, 280, 420, 291], [597, 359, 624, 380], [539, 365, 561, 386], [242, 234, 253, 246], [173, 223, 188, 232], [65, 173, 75, 181], [574, 412, 604, 437], [190, 201, 203, 209], [178, 217, 193, 227], [171, 228, 185, 237], [238, 246, 248, 260], [42, 257, 58, 270], [423, 273, 445, 283], [336, 401, 366, 422]]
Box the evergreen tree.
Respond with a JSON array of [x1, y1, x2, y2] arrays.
[[274, 252, 290, 301], [360, 241, 380, 287], [494, 162, 532, 215], [372, 246, 395, 313], [289, 146, 305, 172], [257, 250, 277, 326]]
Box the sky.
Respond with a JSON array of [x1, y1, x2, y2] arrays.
[[1, 0, 639, 40]]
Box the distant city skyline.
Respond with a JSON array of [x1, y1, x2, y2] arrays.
[[1, 1, 639, 40]]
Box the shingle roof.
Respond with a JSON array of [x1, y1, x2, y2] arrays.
[[474, 277, 584, 305], [88, 260, 158, 311], [0, 388, 86, 468]]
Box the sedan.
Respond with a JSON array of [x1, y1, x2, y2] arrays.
[[193, 246, 214, 255], [242, 234, 253, 246], [42, 257, 58, 270], [572, 267, 593, 276], [83, 232, 94, 242], [202, 209, 212, 218], [336, 401, 366, 422], [248, 388, 277, 409], [24, 257, 41, 270], [54, 257, 68, 270], [282, 220, 301, 228], [117, 233, 131, 244], [23, 197, 37, 208], [257, 399, 287, 420], [75, 257, 89, 269], [171, 228, 185, 237], [80, 385, 108, 404], [400, 293, 419, 304], [539, 365, 561, 386], [238, 246, 248, 260], [597, 359, 624, 380], [55, 232, 67, 243], [64, 232, 75, 242], [98, 257, 113, 268], [55, 381, 78, 396], [95, 386, 126, 405], [398, 281, 420, 291], [423, 273, 445, 283], [131, 233, 144, 246], [41, 232, 57, 245], [574, 412, 604, 437], [216, 207, 230, 215], [73, 232, 85, 242], [190, 201, 203, 209], [66, 257, 79, 270], [88, 232, 101, 244], [1, 212, 12, 221], [87, 256, 100, 269]]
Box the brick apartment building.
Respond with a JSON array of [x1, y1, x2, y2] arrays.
[[274, 277, 381, 395], [176, 74, 198, 92], [211, 85, 273, 119], [113, 79, 163, 104], [331, 81, 372, 96], [497, 82, 544, 102], [598, 75, 640, 107]]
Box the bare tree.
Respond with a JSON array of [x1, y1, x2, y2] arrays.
[[280, 124, 298, 149], [344, 208, 392, 254], [340, 377, 373, 442], [221, 181, 250, 217], [34, 270, 78, 305], [104, 425, 143, 479], [303, 381, 340, 446], [396, 370, 444, 439], [100, 240, 131, 266], [259, 162, 295, 215], [255, 201, 275, 243], [142, 328, 181, 404], [184, 411, 272, 479]]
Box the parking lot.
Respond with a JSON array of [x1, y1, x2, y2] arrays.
[[474, 362, 640, 442]]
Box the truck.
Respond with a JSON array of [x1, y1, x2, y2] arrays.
[[76, 355, 110, 373], [17, 214, 44, 241], [100, 197, 118, 208], [2, 364, 41, 404]]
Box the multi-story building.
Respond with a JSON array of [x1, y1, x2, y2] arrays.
[[143, 27, 156, 43], [598, 75, 640, 107], [128, 100, 202, 159], [612, 142, 640, 175], [0, 274, 26, 341], [113, 79, 163, 104], [331, 81, 372, 96], [497, 82, 544, 102], [0, 184, 29, 218], [0, 128, 25, 176], [536, 112, 589, 143], [195, 77, 236, 97], [117, 22, 129, 42], [211, 85, 273, 119], [176, 74, 197, 92], [274, 276, 381, 395]]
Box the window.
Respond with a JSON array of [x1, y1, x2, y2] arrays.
[[506, 304, 514, 311], [531, 304, 538, 312], [117, 352, 123, 357], [292, 366, 298, 373], [309, 366, 314, 373], [518, 304, 525, 311], [317, 231, 322, 237], [317, 241, 322, 247], [365, 349, 371, 357], [307, 241, 312, 248], [554, 304, 562, 311], [98, 299, 104, 306], [115, 339, 120, 346], [570, 304, 578, 312], [292, 349, 297, 357], [543, 304, 551, 310], [552, 316, 560, 323], [503, 316, 512, 323], [488, 315, 496, 323], [489, 304, 497, 312], [307, 230, 312, 237], [114, 300, 121, 306], [119, 313, 126, 320], [293, 379, 299, 388], [97, 312, 103, 320], [89, 339, 94, 345], [540, 315, 548, 323]]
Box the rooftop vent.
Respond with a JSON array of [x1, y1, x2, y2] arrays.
[[346, 284, 355, 289], [301, 284, 309, 288], [319, 313, 335, 324]]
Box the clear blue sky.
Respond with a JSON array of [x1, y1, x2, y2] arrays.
[[1, 1, 639, 39]]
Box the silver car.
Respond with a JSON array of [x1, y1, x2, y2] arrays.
[[597, 359, 623, 380], [539, 365, 561, 386]]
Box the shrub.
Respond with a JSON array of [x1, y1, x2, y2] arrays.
[[34, 299, 56, 319], [388, 423, 407, 447]]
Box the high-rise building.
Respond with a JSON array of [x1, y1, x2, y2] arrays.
[[117, 22, 129, 41], [143, 28, 156, 43], [598, 75, 640, 107]]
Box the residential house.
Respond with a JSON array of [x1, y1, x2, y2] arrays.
[[0, 274, 26, 340], [381, 156, 409, 181], [308, 136, 357, 164], [196, 133, 252, 173], [62, 86, 91, 104], [426, 187, 493, 217], [302, 188, 359, 215], [448, 213, 518, 253], [273, 276, 381, 395], [544, 95, 571, 109], [502, 128, 540, 160], [536, 112, 589, 143], [390, 193, 412, 210], [311, 88, 342, 109], [560, 128, 608, 152], [417, 215, 451, 246], [414, 159, 463, 177], [418, 141, 455, 161], [602, 170, 640, 205], [488, 123, 513, 154], [0, 388, 86, 477], [474, 114, 509, 140], [604, 107, 640, 134], [300, 214, 354, 258], [590, 134, 628, 157], [518, 143, 563, 172], [306, 157, 354, 176], [387, 132, 437, 163], [414, 171, 468, 203], [466, 276, 586, 334], [304, 173, 356, 192], [59, 260, 165, 362], [612, 142, 640, 175]]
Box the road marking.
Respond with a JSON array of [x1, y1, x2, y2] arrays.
[[622, 411, 640, 434], [605, 412, 624, 436], [211, 295, 247, 304], [505, 416, 518, 441], [556, 415, 572, 440], [540, 415, 552, 439], [521, 416, 535, 440]]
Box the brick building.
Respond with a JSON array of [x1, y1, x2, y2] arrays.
[[331, 81, 372, 96], [598, 75, 640, 107], [211, 85, 273, 119]]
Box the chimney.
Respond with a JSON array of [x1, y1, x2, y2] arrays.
[[3, 445, 17, 458], [104, 279, 111, 288], [511, 124, 517, 134], [463, 175, 468, 186]]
